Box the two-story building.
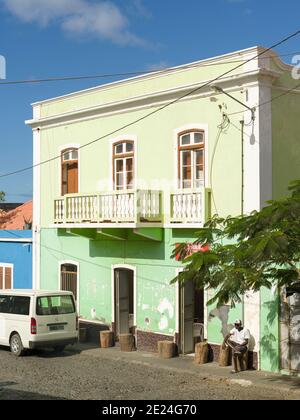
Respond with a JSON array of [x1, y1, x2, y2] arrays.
[[27, 46, 300, 373]]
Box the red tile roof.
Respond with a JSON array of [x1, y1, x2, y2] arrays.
[[0, 201, 33, 230]]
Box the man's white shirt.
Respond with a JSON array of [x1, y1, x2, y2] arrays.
[[230, 327, 250, 345]]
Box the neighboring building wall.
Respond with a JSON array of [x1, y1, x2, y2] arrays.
[[0, 231, 32, 289]]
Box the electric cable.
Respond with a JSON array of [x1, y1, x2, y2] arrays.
[[1, 28, 300, 180]]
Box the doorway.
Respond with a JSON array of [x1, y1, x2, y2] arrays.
[[114, 268, 135, 340], [288, 293, 300, 372], [179, 281, 204, 354]]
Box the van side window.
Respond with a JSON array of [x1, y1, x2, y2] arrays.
[[0, 295, 11, 314], [11, 296, 30, 315]]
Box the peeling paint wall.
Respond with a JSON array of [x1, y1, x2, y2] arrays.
[[40, 228, 198, 336], [207, 288, 243, 344]]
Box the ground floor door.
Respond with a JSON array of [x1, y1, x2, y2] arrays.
[[179, 281, 204, 354], [114, 268, 134, 340]]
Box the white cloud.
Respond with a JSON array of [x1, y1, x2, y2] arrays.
[[2, 0, 148, 46], [146, 61, 170, 72], [130, 0, 152, 19]]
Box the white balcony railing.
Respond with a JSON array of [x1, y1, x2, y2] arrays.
[[54, 190, 162, 225], [170, 189, 203, 224]]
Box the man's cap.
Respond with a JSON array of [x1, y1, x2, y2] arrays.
[[234, 319, 243, 326]]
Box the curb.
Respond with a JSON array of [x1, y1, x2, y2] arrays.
[[77, 346, 300, 396]]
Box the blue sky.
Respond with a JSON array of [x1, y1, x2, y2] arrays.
[[1, 0, 300, 202]]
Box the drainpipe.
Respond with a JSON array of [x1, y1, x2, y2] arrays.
[[240, 119, 245, 216]]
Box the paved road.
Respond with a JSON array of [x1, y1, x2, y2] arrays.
[[0, 345, 298, 400]]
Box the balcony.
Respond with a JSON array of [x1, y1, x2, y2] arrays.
[[54, 190, 162, 226], [53, 188, 209, 228], [169, 188, 206, 225]]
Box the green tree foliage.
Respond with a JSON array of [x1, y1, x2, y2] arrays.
[[172, 181, 300, 307], [0, 191, 5, 202]]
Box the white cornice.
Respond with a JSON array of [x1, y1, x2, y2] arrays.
[[26, 68, 281, 130], [31, 46, 267, 108]]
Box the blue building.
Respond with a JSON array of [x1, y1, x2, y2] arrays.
[[0, 202, 32, 290]]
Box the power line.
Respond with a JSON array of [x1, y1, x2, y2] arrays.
[[1, 29, 300, 179], [0, 51, 300, 87], [228, 81, 300, 117]]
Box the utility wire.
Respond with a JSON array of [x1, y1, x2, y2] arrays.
[[228, 81, 300, 117], [0, 51, 300, 86], [1, 29, 300, 180]]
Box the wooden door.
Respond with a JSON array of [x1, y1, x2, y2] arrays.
[[115, 269, 134, 338], [62, 162, 78, 196], [180, 280, 195, 354]]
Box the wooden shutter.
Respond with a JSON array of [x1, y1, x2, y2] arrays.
[[5, 267, 12, 289], [67, 163, 78, 194], [0, 267, 3, 289]]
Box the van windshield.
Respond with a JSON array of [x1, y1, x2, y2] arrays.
[[36, 295, 75, 316]]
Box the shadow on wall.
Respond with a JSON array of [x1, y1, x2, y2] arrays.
[[261, 297, 280, 372], [260, 329, 279, 372], [89, 240, 166, 261]]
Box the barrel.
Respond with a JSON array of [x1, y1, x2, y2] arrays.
[[119, 333, 136, 352], [194, 341, 209, 365], [158, 341, 175, 359], [100, 331, 114, 348], [219, 345, 231, 367], [79, 327, 87, 343]]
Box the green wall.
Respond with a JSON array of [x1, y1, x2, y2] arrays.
[[272, 74, 300, 200], [40, 228, 201, 336], [39, 93, 245, 228], [260, 287, 280, 372]]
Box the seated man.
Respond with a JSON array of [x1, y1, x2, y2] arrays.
[[223, 319, 250, 374]]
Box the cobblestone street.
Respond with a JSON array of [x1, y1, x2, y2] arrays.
[[0, 344, 299, 400]]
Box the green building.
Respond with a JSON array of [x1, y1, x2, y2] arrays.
[[27, 46, 300, 373]]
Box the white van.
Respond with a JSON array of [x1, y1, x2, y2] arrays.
[[0, 290, 78, 356]]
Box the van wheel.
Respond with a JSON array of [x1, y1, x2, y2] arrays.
[[53, 345, 65, 353], [10, 334, 24, 357]]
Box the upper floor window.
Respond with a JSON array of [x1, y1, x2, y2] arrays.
[[113, 141, 134, 191], [0, 265, 13, 290], [61, 148, 78, 196], [178, 131, 205, 189]]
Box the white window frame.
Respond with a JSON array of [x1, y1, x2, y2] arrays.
[[174, 124, 209, 190], [109, 136, 137, 191], [114, 154, 134, 191], [58, 144, 81, 197], [179, 147, 205, 190], [58, 260, 80, 313], [0, 263, 14, 290]]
